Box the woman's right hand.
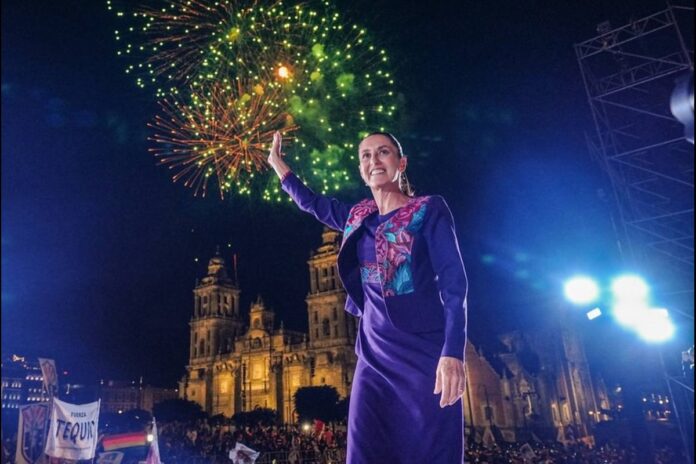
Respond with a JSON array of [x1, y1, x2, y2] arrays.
[[268, 131, 291, 179]]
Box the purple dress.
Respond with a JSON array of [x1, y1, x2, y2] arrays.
[[280, 172, 468, 463], [348, 211, 464, 463]]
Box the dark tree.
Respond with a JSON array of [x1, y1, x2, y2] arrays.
[[152, 398, 206, 422], [232, 407, 278, 427], [335, 395, 350, 422], [293, 386, 340, 422]]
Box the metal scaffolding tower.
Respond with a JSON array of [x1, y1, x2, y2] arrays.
[[577, 5, 694, 462], [575, 3, 694, 314]]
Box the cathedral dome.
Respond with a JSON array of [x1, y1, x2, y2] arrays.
[[207, 249, 228, 278]]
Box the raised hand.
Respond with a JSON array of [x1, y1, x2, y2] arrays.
[[268, 131, 291, 179]]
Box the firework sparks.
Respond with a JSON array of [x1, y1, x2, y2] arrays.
[[110, 0, 313, 93], [149, 80, 296, 198], [109, 0, 402, 200]]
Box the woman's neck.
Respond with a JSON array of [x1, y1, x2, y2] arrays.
[[370, 186, 410, 215]]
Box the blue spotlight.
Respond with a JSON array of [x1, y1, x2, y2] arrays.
[[611, 275, 649, 302], [636, 308, 676, 343], [612, 301, 649, 328], [564, 276, 600, 305]]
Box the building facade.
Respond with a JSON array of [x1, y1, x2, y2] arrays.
[[1, 355, 51, 411], [98, 379, 179, 413], [180, 229, 358, 423], [180, 229, 612, 443]]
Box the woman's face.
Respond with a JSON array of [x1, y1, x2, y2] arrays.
[[358, 134, 407, 190]]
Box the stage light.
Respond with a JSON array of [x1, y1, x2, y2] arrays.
[[302, 423, 311, 432], [563, 276, 600, 305], [636, 308, 676, 343], [612, 301, 649, 328], [147, 433, 154, 442], [670, 71, 694, 144], [586, 307, 602, 320], [611, 275, 649, 302]]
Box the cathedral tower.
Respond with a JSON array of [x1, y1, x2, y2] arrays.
[[184, 250, 243, 411], [305, 228, 358, 396]]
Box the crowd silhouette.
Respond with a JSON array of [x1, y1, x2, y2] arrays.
[[1, 418, 686, 464]]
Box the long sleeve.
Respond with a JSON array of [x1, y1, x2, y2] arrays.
[[423, 196, 468, 361], [281, 172, 352, 232]]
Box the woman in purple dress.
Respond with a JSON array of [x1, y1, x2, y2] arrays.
[[268, 131, 468, 463]]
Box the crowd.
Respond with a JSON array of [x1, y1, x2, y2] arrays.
[[0, 420, 687, 464], [464, 441, 683, 464], [155, 420, 346, 463]]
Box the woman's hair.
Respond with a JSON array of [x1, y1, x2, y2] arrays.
[[364, 131, 414, 197]]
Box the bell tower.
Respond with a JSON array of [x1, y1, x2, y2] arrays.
[[306, 228, 358, 397], [189, 249, 244, 364], [248, 295, 275, 335], [306, 228, 357, 347]]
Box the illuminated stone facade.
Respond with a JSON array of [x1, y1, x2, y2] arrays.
[[180, 229, 611, 442], [180, 229, 358, 423]]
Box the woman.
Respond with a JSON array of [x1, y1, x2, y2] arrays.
[[268, 131, 468, 463]]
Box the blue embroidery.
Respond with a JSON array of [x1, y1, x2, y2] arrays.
[[360, 263, 381, 284]]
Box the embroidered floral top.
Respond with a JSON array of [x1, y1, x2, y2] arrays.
[[281, 171, 468, 360], [357, 210, 399, 285]]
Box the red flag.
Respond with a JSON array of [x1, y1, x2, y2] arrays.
[[313, 419, 325, 436]]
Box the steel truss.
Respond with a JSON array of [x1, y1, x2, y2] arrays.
[[575, 2, 694, 312]]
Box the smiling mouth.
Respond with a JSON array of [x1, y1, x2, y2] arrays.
[[370, 169, 386, 176]]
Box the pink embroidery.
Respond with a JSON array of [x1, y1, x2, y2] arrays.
[[376, 196, 430, 296], [342, 199, 377, 243], [343, 196, 430, 296]]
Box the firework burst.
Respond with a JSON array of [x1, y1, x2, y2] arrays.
[[149, 80, 296, 198], [109, 0, 402, 200], [109, 0, 319, 95]]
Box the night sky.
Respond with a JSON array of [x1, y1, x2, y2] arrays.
[[2, 0, 690, 388]]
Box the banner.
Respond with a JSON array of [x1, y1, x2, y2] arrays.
[[44, 398, 100, 460], [15, 403, 50, 464], [96, 452, 124, 464], [37, 358, 59, 398], [229, 443, 259, 464]]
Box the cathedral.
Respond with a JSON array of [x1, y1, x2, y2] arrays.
[[180, 228, 612, 443]]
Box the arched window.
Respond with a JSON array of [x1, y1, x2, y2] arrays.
[[322, 319, 330, 337]]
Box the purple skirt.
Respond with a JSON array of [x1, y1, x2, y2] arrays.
[[347, 281, 464, 463]]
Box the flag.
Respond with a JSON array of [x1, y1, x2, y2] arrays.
[[37, 359, 59, 398], [44, 398, 100, 460], [96, 452, 124, 464], [102, 432, 148, 451], [145, 419, 161, 464], [519, 443, 536, 461], [15, 403, 50, 464], [228, 443, 259, 464]]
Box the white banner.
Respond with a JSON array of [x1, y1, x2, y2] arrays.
[[229, 442, 259, 464], [44, 398, 100, 460], [15, 403, 50, 464], [97, 452, 124, 464], [37, 358, 59, 398]]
